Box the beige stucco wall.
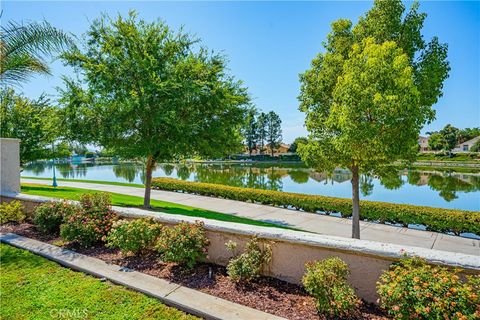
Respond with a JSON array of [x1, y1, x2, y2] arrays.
[[2, 194, 479, 304], [0, 138, 21, 195]]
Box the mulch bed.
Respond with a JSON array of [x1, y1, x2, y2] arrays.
[[1, 223, 389, 320]]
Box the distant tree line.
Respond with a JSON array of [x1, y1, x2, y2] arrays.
[[242, 109, 282, 156], [427, 125, 480, 151]]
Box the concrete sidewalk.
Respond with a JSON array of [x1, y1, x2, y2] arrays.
[[21, 178, 480, 256]]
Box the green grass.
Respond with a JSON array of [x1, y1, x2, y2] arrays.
[[416, 153, 479, 163], [22, 176, 144, 188], [0, 243, 197, 320], [21, 183, 298, 230]]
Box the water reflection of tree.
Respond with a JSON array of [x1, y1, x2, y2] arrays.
[[176, 165, 191, 180], [378, 170, 404, 190], [57, 163, 89, 178], [24, 162, 47, 175], [360, 175, 374, 196], [289, 170, 309, 184], [160, 163, 174, 176], [113, 164, 139, 182], [426, 174, 479, 202]]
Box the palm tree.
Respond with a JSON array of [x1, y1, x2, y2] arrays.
[[1, 19, 73, 86]]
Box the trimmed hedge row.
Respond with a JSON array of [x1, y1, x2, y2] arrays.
[[151, 178, 480, 236]]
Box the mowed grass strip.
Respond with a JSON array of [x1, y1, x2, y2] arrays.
[[0, 243, 197, 320], [21, 184, 297, 230]]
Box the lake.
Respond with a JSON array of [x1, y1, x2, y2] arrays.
[[21, 161, 480, 211]]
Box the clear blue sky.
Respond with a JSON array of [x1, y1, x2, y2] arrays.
[[3, 1, 479, 143]]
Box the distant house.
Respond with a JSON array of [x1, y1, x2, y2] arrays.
[[418, 136, 429, 152], [451, 136, 480, 152], [247, 143, 291, 156]]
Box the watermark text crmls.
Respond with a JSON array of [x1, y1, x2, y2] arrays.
[[49, 308, 89, 319]]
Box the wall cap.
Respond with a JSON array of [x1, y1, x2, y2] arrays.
[[4, 192, 479, 271]]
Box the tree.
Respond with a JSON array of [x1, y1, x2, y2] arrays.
[[298, 0, 449, 239], [438, 124, 459, 151], [457, 127, 480, 144], [428, 132, 444, 151], [266, 111, 282, 156], [59, 12, 249, 208], [288, 137, 308, 153], [242, 109, 258, 156], [1, 19, 72, 85], [471, 140, 480, 152], [0, 89, 60, 164], [257, 112, 268, 154]]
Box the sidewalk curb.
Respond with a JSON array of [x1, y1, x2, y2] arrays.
[[0, 233, 285, 320]]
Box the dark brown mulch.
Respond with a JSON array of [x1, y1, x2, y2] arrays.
[[1, 223, 388, 320]]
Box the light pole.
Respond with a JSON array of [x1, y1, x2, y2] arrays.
[[52, 142, 58, 187]]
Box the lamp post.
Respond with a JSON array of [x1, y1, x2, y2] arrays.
[[52, 142, 58, 187]]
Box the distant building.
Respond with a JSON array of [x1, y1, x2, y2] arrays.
[[451, 136, 480, 152], [246, 143, 291, 156], [418, 136, 429, 152]]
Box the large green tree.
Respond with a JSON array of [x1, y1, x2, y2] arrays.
[[298, 0, 450, 238], [1, 20, 72, 85], [242, 109, 259, 156], [266, 111, 282, 156], [59, 12, 249, 207], [257, 112, 268, 154], [0, 89, 61, 163]]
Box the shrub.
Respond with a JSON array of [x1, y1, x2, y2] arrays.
[[151, 178, 480, 236], [377, 257, 480, 319], [106, 218, 163, 255], [156, 221, 209, 268], [226, 237, 272, 283], [60, 193, 118, 247], [0, 200, 25, 224], [33, 201, 79, 235], [302, 257, 359, 317]]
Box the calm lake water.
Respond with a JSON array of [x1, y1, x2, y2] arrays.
[[22, 161, 480, 211]]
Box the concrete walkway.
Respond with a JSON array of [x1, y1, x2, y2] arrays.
[[1, 233, 283, 320], [22, 178, 480, 256]]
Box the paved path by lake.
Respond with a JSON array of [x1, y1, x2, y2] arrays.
[[22, 178, 480, 256]]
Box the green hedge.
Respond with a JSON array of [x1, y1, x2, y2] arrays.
[[151, 178, 480, 236]]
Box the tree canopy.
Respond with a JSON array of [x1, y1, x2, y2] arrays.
[[0, 89, 61, 163], [59, 12, 249, 207], [297, 0, 450, 238]]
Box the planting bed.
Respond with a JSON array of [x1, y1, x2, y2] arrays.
[[1, 222, 388, 320]]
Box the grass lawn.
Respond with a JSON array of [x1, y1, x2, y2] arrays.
[[21, 183, 298, 230], [22, 176, 144, 188], [0, 243, 197, 320]]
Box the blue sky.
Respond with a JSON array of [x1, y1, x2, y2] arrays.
[[3, 1, 479, 143]]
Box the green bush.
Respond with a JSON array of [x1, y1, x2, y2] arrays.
[[377, 257, 480, 319], [302, 257, 359, 317], [60, 193, 118, 247], [151, 178, 480, 236], [33, 201, 79, 235], [156, 221, 209, 268], [106, 218, 163, 255], [226, 236, 272, 283], [0, 200, 25, 224]]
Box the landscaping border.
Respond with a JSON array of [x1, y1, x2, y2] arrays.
[[151, 178, 480, 236], [2, 192, 479, 304], [0, 233, 284, 320]]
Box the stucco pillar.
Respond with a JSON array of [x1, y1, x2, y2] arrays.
[[0, 138, 21, 195]]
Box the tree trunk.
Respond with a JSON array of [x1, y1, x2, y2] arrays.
[[271, 144, 274, 157], [351, 164, 360, 239], [143, 155, 155, 208]]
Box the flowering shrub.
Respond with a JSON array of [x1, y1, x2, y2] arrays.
[[377, 257, 480, 319], [60, 193, 118, 247], [156, 221, 209, 268], [106, 218, 163, 255], [33, 201, 79, 235], [0, 200, 25, 224], [302, 257, 359, 317], [226, 236, 272, 283]]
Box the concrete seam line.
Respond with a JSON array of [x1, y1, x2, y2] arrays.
[[0, 233, 285, 320]]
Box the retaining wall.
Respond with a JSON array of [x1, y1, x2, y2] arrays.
[[2, 193, 479, 304]]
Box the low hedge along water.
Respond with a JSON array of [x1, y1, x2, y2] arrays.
[[151, 178, 480, 236]]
